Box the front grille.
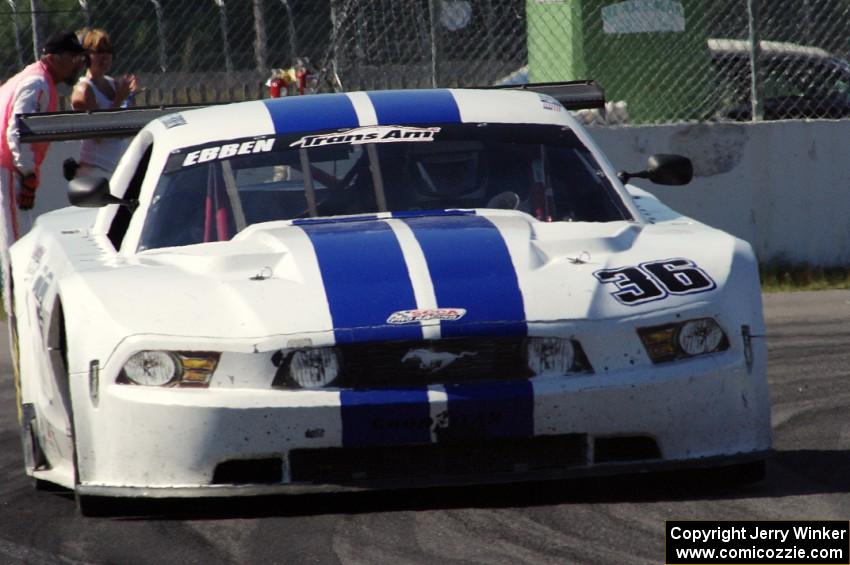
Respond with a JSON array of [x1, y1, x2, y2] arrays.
[[289, 434, 588, 483], [271, 336, 593, 389], [338, 336, 526, 387]]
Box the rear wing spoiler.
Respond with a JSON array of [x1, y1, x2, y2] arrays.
[[17, 103, 212, 143], [18, 81, 605, 143], [483, 80, 606, 111]]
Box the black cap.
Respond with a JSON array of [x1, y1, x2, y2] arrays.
[[42, 31, 87, 55]]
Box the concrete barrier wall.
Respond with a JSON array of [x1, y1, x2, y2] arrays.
[[33, 119, 850, 266], [590, 120, 850, 267]]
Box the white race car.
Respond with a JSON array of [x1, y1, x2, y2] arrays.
[[11, 83, 771, 514]]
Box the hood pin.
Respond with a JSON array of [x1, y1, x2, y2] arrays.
[[568, 251, 591, 265], [250, 266, 273, 280]]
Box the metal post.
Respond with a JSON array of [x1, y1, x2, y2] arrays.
[[327, 0, 345, 91], [329, 0, 338, 81], [213, 0, 233, 75], [747, 0, 762, 122], [149, 0, 167, 72], [253, 0, 267, 73], [280, 0, 297, 66], [78, 0, 92, 28], [802, 0, 811, 44], [428, 0, 437, 88], [29, 0, 43, 61], [7, 0, 24, 67], [483, 0, 498, 86], [354, 1, 364, 89]]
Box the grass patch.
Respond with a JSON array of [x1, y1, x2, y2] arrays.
[[760, 259, 850, 292]]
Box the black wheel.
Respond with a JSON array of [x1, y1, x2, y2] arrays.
[[19, 404, 48, 480], [9, 273, 24, 425]]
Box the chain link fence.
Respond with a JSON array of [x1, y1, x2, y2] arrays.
[[1, 1, 849, 124]]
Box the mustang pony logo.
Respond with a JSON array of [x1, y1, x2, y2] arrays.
[[290, 126, 440, 148], [401, 349, 477, 373], [386, 307, 466, 324]]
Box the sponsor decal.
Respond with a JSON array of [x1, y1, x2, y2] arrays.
[[31, 245, 45, 264], [538, 94, 562, 112], [31, 267, 55, 337], [27, 245, 46, 275], [290, 125, 440, 148], [160, 113, 187, 129], [387, 307, 466, 325], [181, 138, 275, 167]]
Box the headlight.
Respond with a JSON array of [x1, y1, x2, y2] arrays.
[[119, 351, 220, 387], [122, 351, 179, 386], [526, 337, 577, 377], [286, 347, 341, 388], [678, 319, 724, 356], [639, 318, 728, 363]]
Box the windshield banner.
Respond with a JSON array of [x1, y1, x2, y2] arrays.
[[290, 126, 441, 148]]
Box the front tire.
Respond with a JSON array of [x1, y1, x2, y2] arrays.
[[19, 403, 49, 483], [75, 492, 117, 517]]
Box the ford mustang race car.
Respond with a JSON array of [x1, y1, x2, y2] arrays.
[[10, 82, 771, 514]]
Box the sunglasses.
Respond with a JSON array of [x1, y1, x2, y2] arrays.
[[58, 52, 86, 62]]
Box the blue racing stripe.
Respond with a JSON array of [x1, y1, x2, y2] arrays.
[[262, 94, 359, 134], [299, 220, 422, 343], [403, 215, 527, 337], [437, 380, 534, 442], [367, 90, 461, 125], [341, 388, 431, 447]]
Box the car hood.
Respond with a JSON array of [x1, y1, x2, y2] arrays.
[[75, 211, 742, 342]]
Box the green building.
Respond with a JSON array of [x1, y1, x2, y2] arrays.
[[527, 0, 721, 123]]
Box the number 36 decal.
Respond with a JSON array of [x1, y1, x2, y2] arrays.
[[593, 258, 716, 306]]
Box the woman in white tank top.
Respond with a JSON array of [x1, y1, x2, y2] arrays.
[[71, 28, 138, 176]]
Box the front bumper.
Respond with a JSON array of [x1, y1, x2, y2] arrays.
[[75, 451, 770, 499], [68, 346, 771, 495]]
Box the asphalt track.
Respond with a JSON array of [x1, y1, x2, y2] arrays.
[[0, 290, 848, 564]]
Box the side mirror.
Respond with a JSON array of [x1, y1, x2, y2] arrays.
[[618, 154, 693, 186], [68, 175, 135, 209]]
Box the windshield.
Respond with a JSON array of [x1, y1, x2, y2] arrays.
[[139, 123, 631, 251]]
